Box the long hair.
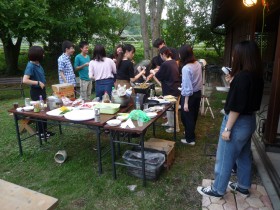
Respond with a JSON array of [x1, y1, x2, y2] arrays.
[[179, 44, 196, 66], [116, 44, 135, 69], [93, 44, 106, 62], [231, 40, 263, 78], [159, 46, 173, 58], [113, 44, 123, 59]]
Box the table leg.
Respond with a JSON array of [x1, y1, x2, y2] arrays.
[[140, 133, 146, 187], [152, 122, 155, 137], [59, 122, 62, 134], [36, 121, 42, 146], [95, 127, 102, 175], [173, 103, 176, 141], [13, 114, 23, 156], [110, 131, 117, 179]]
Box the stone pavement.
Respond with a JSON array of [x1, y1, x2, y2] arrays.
[[200, 179, 273, 210]]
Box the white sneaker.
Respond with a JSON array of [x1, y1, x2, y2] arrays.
[[161, 122, 170, 126], [181, 139, 195, 146], [165, 127, 180, 133]]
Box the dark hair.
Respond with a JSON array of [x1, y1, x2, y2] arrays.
[[159, 46, 173, 58], [153, 38, 165, 48], [93, 44, 106, 62], [116, 44, 135, 69], [62, 40, 74, 52], [179, 44, 196, 65], [113, 44, 124, 58], [28, 46, 44, 62], [79, 41, 89, 49], [231, 40, 263, 78]]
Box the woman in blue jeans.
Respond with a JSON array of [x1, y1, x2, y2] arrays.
[[88, 44, 116, 100], [197, 40, 264, 198]]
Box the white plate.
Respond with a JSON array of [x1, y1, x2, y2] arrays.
[[146, 112, 157, 118], [64, 110, 95, 121], [216, 86, 230, 92], [106, 119, 121, 126], [23, 106, 34, 111]]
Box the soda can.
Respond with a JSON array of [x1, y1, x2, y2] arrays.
[[94, 108, 101, 122]]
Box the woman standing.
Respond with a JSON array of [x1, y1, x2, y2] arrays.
[[179, 44, 202, 145], [197, 40, 264, 198], [115, 44, 145, 89], [88, 44, 116, 100], [149, 46, 181, 133], [23, 46, 53, 140]]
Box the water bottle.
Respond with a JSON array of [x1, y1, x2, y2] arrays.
[[135, 94, 140, 110], [39, 95, 44, 111]]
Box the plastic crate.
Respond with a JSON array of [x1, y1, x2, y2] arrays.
[[122, 150, 165, 180]]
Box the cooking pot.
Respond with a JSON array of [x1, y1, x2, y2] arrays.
[[111, 95, 130, 107], [47, 96, 63, 110]]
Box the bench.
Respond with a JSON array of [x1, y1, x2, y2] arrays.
[[0, 77, 25, 97]]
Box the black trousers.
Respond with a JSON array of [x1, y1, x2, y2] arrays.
[[30, 87, 47, 134], [180, 90, 201, 142]]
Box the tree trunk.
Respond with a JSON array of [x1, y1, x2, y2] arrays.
[[138, 0, 150, 59], [1, 37, 22, 75], [149, 0, 164, 57]]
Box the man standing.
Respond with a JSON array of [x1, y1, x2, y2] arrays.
[[58, 40, 76, 88], [74, 41, 92, 100]]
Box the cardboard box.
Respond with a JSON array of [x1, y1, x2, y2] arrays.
[[52, 83, 74, 92], [52, 84, 74, 98], [144, 138, 175, 169]]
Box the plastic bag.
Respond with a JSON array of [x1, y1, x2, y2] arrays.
[[128, 110, 150, 122]]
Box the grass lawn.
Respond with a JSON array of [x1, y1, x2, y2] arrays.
[[0, 78, 261, 209]]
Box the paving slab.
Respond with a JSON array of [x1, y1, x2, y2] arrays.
[[200, 179, 273, 210]]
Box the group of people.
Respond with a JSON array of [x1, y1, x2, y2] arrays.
[[22, 38, 264, 200]]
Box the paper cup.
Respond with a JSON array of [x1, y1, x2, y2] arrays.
[[54, 150, 67, 163]]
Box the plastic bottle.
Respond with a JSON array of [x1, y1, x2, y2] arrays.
[[111, 87, 117, 98], [135, 93, 140, 110], [39, 95, 44, 111], [125, 87, 133, 97]]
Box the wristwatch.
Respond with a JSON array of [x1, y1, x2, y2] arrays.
[[224, 127, 231, 132], [37, 81, 40, 86]]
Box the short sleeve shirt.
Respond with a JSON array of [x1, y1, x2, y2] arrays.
[[74, 54, 90, 81], [116, 60, 135, 81], [224, 71, 264, 114], [58, 53, 76, 86], [24, 61, 46, 89]]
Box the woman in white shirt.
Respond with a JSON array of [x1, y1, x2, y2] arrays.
[[88, 44, 116, 100]]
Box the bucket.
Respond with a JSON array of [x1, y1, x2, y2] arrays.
[[54, 150, 67, 163]]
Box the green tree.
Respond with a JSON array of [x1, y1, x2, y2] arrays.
[[163, 0, 191, 48], [0, 0, 49, 75], [187, 0, 225, 57]]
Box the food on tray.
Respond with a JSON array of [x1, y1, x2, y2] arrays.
[[163, 95, 175, 99], [134, 83, 149, 89], [59, 106, 71, 115], [72, 98, 83, 106]]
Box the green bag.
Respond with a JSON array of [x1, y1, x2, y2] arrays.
[[128, 110, 150, 122]]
